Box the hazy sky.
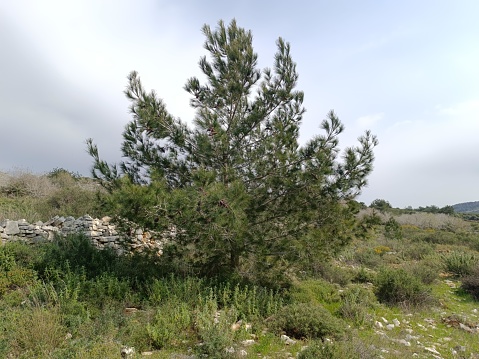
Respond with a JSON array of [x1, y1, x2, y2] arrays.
[[1, 0, 478, 208]]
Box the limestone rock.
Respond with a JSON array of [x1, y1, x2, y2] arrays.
[[5, 220, 20, 235]]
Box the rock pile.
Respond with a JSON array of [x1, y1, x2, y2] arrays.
[[0, 215, 169, 255]]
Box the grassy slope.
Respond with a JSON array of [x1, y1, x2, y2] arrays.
[[2, 171, 479, 358]]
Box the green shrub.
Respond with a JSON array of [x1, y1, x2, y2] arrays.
[[84, 273, 134, 305], [213, 282, 285, 319], [0, 241, 43, 268], [338, 284, 376, 326], [47, 167, 81, 182], [147, 300, 192, 348], [298, 338, 379, 359], [375, 268, 433, 308], [59, 297, 91, 332], [148, 276, 195, 305], [1, 266, 37, 291], [317, 262, 353, 286], [0, 244, 17, 272], [461, 265, 479, 300], [0, 197, 41, 222], [353, 247, 383, 268], [267, 303, 344, 340], [7, 307, 66, 358], [194, 299, 238, 358], [352, 267, 376, 284], [401, 241, 435, 260], [407, 258, 440, 284], [442, 251, 478, 277], [0, 244, 38, 296], [37, 234, 118, 278], [423, 230, 459, 245], [289, 279, 340, 305], [384, 217, 402, 239], [42, 186, 99, 218]]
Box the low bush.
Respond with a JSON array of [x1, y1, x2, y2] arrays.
[[353, 247, 383, 268], [442, 251, 478, 277], [352, 267, 376, 284], [194, 299, 239, 358], [267, 302, 345, 340], [384, 217, 402, 239], [6, 306, 67, 358], [339, 284, 376, 326], [407, 259, 440, 285], [42, 186, 100, 219], [213, 282, 284, 319], [289, 279, 340, 305], [401, 240, 435, 260], [375, 268, 433, 308], [298, 337, 379, 359], [0, 243, 39, 296], [147, 300, 192, 348], [316, 262, 353, 286], [461, 265, 479, 299]]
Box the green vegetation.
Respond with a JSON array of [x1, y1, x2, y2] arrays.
[[2, 169, 479, 357], [0, 168, 101, 222]]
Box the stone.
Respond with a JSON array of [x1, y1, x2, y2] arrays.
[[397, 339, 411, 346], [459, 322, 475, 333], [424, 347, 441, 355], [121, 346, 135, 358], [5, 220, 20, 235], [405, 334, 419, 341], [281, 335, 296, 345]]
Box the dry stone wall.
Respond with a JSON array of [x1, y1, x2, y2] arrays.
[[0, 215, 167, 255]]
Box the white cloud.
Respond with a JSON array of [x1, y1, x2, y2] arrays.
[[436, 99, 479, 118], [356, 113, 384, 128]]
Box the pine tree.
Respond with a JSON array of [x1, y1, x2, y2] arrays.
[[87, 19, 378, 281]]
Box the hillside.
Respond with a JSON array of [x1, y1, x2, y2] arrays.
[[3, 170, 479, 358], [453, 200, 479, 214]]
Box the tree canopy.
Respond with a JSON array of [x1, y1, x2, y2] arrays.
[[87, 19, 378, 283], [370, 199, 392, 212]]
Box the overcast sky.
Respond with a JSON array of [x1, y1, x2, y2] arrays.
[[1, 1, 478, 208]]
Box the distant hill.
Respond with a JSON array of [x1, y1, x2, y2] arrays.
[[453, 201, 479, 214]]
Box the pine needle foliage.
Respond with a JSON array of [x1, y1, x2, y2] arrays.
[[87, 19, 378, 280]]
